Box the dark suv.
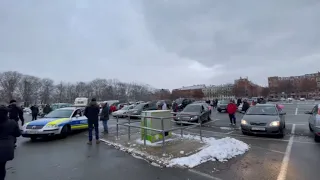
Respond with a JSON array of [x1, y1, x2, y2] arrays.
[[175, 98, 194, 111]]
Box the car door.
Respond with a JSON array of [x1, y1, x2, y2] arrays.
[[70, 109, 87, 129], [309, 105, 318, 129]]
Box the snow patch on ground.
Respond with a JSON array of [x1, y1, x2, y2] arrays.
[[220, 127, 234, 130], [168, 134, 249, 168], [101, 134, 249, 168]]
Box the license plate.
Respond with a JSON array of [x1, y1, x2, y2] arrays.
[[27, 130, 39, 134], [251, 127, 265, 131]]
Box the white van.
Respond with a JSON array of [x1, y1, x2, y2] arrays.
[[74, 97, 89, 107]]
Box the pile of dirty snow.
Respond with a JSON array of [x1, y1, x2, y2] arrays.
[[168, 135, 249, 168]]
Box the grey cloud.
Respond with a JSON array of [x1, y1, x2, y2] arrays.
[[0, 0, 319, 89]]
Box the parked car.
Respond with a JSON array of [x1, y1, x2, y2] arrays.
[[305, 104, 320, 142], [127, 102, 157, 118], [217, 100, 229, 113], [300, 98, 306, 101], [112, 104, 135, 118], [240, 104, 286, 138], [174, 103, 211, 123], [175, 98, 194, 111]]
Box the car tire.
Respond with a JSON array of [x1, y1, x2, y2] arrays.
[[60, 125, 70, 138], [30, 137, 37, 141], [218, 110, 222, 113], [309, 123, 313, 132], [314, 134, 320, 142]]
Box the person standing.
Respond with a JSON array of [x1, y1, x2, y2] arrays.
[[226, 100, 237, 125], [241, 99, 250, 112], [0, 105, 21, 180], [162, 102, 167, 110], [84, 98, 100, 145], [7, 100, 24, 126], [30, 104, 39, 120], [100, 103, 110, 133], [43, 104, 52, 115]]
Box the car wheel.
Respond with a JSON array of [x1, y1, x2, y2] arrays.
[[60, 125, 70, 138], [309, 123, 313, 132], [218, 110, 222, 113], [30, 137, 37, 141], [314, 134, 320, 142]]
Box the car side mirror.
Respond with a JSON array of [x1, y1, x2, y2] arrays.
[[279, 112, 286, 115], [304, 111, 312, 115]]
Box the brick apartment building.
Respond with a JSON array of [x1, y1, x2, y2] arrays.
[[233, 77, 262, 97], [268, 72, 320, 98]]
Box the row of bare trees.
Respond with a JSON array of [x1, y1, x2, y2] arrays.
[[0, 71, 156, 106]]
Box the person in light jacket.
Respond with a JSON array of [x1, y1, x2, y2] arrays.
[[0, 105, 21, 180], [100, 103, 110, 133]]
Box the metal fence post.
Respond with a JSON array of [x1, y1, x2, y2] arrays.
[[161, 118, 165, 154], [180, 119, 183, 138], [128, 115, 131, 140], [116, 115, 119, 139], [199, 117, 202, 141], [143, 116, 146, 146]]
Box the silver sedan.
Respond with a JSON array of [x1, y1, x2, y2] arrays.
[[240, 104, 286, 138]]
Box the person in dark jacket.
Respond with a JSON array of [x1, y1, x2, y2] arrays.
[[7, 100, 24, 126], [100, 103, 110, 133], [43, 104, 52, 115], [84, 98, 100, 145], [0, 105, 21, 180], [237, 98, 242, 107], [30, 104, 39, 120], [241, 99, 250, 112]]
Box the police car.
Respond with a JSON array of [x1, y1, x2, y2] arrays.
[[306, 104, 320, 142], [21, 107, 88, 141]]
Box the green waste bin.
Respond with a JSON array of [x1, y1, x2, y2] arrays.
[[141, 110, 172, 143]]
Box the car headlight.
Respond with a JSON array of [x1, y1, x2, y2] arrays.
[[241, 119, 247, 125], [191, 116, 198, 120], [269, 121, 280, 127], [44, 124, 58, 129]]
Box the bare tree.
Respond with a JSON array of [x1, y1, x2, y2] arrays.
[[53, 81, 67, 103], [39, 78, 54, 104], [0, 71, 22, 102], [18, 75, 41, 106]]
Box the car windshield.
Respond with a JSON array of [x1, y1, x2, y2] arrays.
[[45, 109, 73, 118], [133, 103, 146, 110], [246, 106, 278, 115], [183, 105, 201, 112], [219, 100, 229, 104]]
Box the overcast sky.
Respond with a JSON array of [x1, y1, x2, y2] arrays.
[[0, 0, 319, 89]]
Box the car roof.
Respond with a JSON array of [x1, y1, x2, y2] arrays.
[[255, 104, 276, 107], [57, 107, 78, 110]]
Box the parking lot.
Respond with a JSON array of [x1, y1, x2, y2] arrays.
[[105, 101, 320, 179], [174, 101, 320, 180]]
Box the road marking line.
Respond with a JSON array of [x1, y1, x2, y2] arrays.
[[225, 131, 234, 134], [295, 108, 298, 115], [188, 169, 222, 180], [277, 124, 295, 180], [250, 145, 285, 154]]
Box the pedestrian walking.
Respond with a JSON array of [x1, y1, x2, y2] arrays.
[[241, 99, 250, 112], [162, 102, 167, 110], [84, 98, 100, 145], [7, 100, 24, 126], [226, 100, 237, 125], [100, 102, 110, 133], [30, 104, 39, 120], [0, 105, 21, 180]]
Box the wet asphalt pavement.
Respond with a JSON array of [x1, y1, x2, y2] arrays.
[[6, 101, 320, 180]]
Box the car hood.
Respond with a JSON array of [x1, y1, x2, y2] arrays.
[[177, 112, 200, 116], [242, 115, 280, 123], [27, 117, 69, 126], [114, 110, 126, 114]]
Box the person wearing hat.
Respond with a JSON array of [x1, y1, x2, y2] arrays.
[[7, 100, 24, 126], [84, 98, 100, 145], [0, 105, 21, 179]]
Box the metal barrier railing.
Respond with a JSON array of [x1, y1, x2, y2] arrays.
[[114, 112, 205, 153]]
